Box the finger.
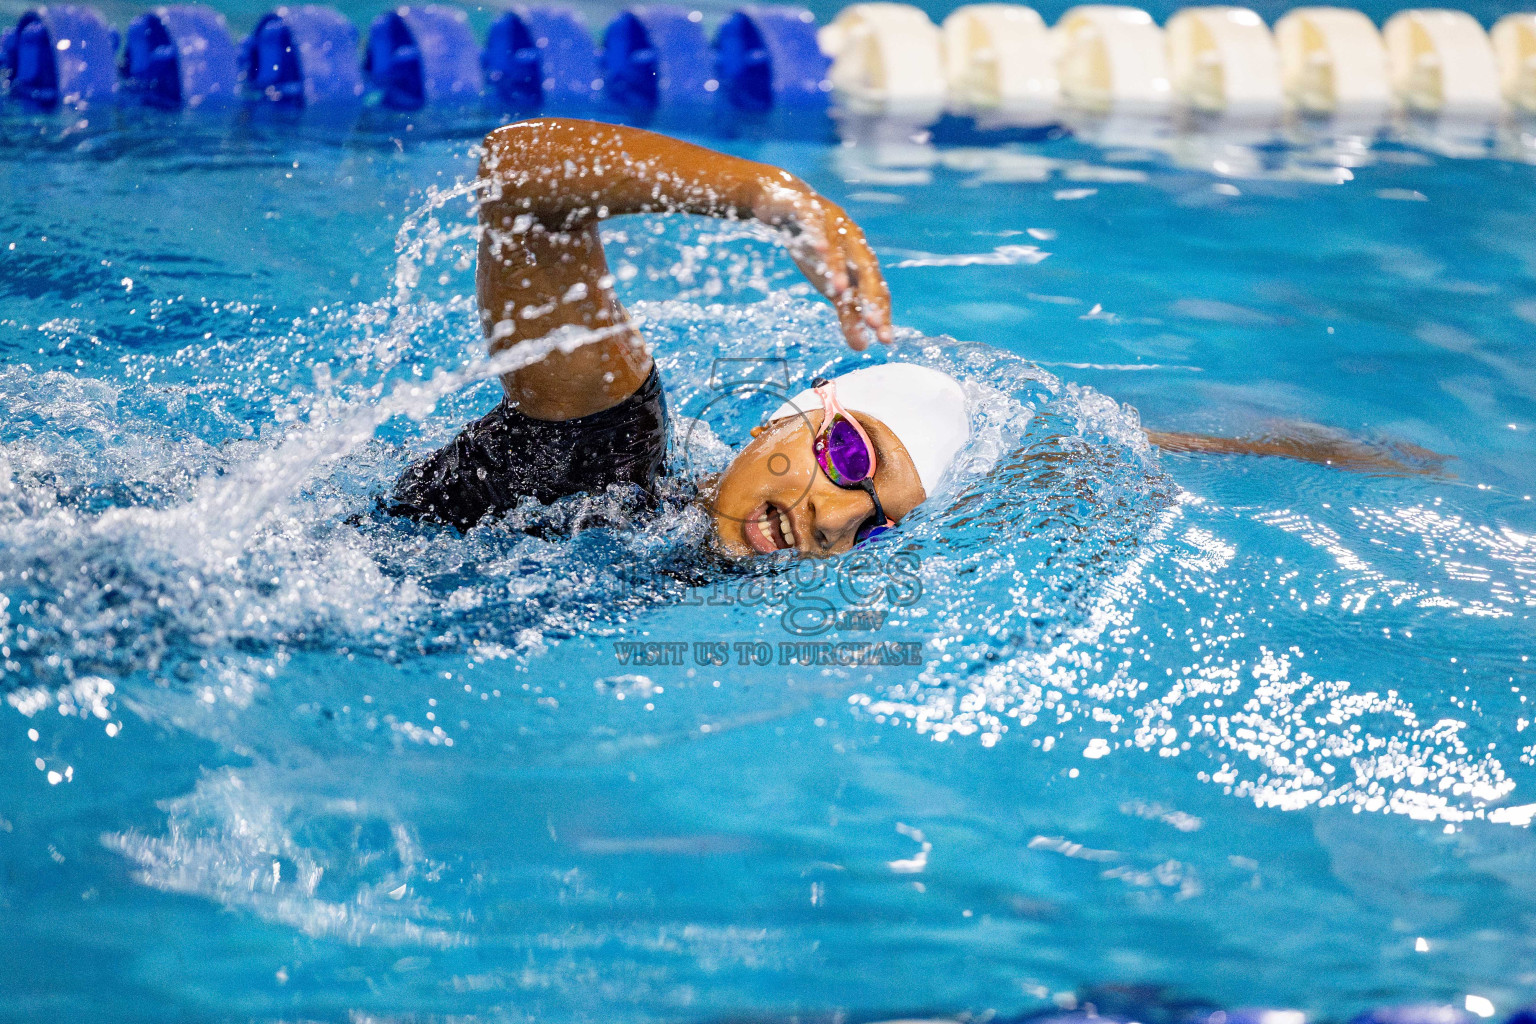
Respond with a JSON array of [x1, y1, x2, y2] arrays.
[[788, 215, 841, 300], [817, 205, 852, 295], [837, 308, 870, 351], [791, 245, 837, 302], [829, 240, 880, 349], [863, 269, 894, 345], [840, 222, 893, 343], [833, 281, 870, 351]]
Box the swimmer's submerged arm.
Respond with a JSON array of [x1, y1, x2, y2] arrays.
[[477, 118, 892, 421], [1146, 428, 1449, 475]]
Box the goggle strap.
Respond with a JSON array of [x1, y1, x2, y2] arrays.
[[811, 379, 879, 481], [811, 377, 896, 547]]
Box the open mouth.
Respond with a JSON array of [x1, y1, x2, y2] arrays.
[[742, 501, 796, 554]]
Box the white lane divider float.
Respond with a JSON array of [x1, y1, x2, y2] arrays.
[[941, 3, 1057, 114], [1383, 8, 1500, 114], [1491, 13, 1536, 112], [1274, 6, 1392, 115], [814, 2, 1535, 126], [818, 2, 946, 110], [1165, 5, 1282, 113], [1054, 5, 1171, 112]]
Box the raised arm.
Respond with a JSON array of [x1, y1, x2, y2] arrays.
[[476, 118, 892, 420]]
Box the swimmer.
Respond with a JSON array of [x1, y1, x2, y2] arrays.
[[387, 118, 1441, 555]]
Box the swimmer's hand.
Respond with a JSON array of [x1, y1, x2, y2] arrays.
[[753, 177, 894, 351]]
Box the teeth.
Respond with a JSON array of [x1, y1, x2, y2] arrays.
[[778, 511, 793, 545]]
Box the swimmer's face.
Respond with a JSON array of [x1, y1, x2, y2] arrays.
[[709, 410, 926, 557]]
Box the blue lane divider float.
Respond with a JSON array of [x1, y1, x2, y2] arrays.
[[366, 4, 482, 110], [241, 4, 362, 106], [601, 5, 711, 110], [0, 0, 970, 117], [121, 5, 237, 108], [714, 4, 828, 111], [6, 5, 118, 108], [483, 6, 598, 108], [1, 26, 15, 90]]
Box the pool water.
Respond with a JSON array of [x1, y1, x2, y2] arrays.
[[4, 60, 1536, 1024]]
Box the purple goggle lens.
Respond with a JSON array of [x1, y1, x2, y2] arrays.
[[815, 415, 873, 485]]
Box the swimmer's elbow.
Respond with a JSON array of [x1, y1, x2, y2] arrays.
[[481, 121, 543, 176], [478, 122, 545, 202], [479, 119, 609, 225], [480, 118, 599, 179]]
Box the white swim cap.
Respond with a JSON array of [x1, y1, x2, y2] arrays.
[[767, 364, 970, 499]]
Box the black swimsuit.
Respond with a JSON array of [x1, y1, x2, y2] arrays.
[[386, 366, 669, 530]]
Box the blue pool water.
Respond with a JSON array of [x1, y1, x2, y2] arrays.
[[5, 43, 1536, 1024]]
